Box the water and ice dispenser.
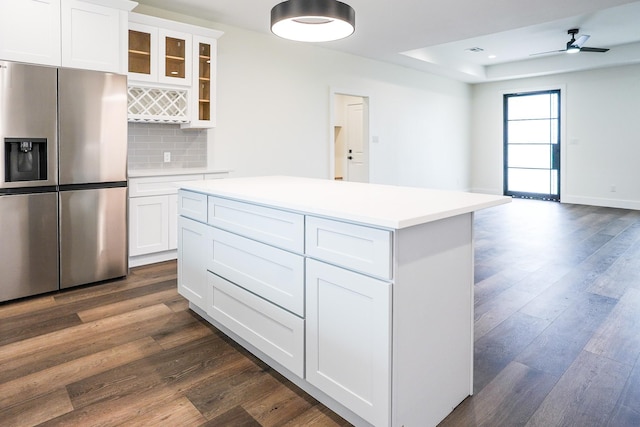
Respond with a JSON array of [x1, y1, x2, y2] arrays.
[[4, 138, 48, 182]]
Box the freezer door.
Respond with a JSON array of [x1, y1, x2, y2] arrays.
[[59, 187, 128, 289], [0, 192, 59, 302], [58, 68, 127, 185], [0, 61, 58, 189]]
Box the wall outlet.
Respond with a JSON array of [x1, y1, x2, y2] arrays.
[[164, 152, 171, 163], [611, 185, 616, 192]]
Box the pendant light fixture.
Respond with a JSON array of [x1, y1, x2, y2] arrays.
[[271, 0, 355, 43]]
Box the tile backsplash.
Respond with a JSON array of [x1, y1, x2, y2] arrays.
[[128, 122, 207, 170]]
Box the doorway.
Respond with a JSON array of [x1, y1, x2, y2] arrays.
[[504, 90, 561, 201], [333, 93, 369, 182]]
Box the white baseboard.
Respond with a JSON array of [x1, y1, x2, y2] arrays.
[[129, 250, 177, 268], [561, 195, 640, 211], [469, 187, 503, 195]]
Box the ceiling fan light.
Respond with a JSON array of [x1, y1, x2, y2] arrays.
[[271, 0, 355, 42], [567, 45, 580, 53]]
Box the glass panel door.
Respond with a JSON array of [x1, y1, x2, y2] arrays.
[[504, 90, 560, 201], [198, 42, 211, 121], [165, 36, 186, 79], [128, 29, 151, 75]]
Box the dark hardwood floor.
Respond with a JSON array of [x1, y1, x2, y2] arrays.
[[1, 199, 639, 426]]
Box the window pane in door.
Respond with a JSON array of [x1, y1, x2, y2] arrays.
[[508, 145, 552, 169], [508, 94, 557, 120], [507, 169, 552, 194], [508, 120, 556, 144]]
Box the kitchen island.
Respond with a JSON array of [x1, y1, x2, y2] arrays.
[[176, 176, 510, 427]]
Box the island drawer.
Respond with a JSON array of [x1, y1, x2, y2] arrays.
[[208, 196, 304, 253], [306, 216, 392, 280], [178, 190, 208, 223], [207, 272, 304, 377], [209, 227, 304, 316]]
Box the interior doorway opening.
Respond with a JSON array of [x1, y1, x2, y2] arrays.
[[333, 93, 369, 182]]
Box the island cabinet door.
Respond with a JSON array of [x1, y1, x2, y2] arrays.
[[305, 259, 392, 427], [177, 216, 211, 309]]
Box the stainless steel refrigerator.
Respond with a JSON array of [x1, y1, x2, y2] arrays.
[[0, 61, 128, 302]]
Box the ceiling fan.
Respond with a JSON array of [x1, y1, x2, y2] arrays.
[[531, 29, 610, 56]]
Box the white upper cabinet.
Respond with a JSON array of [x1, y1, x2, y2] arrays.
[[158, 28, 191, 86], [182, 35, 218, 128], [0, 0, 62, 66], [128, 21, 192, 86], [128, 22, 158, 82], [0, 0, 134, 72], [127, 13, 223, 128], [61, 0, 131, 73], [128, 14, 194, 87]]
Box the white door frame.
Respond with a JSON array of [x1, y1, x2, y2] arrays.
[[329, 87, 371, 181]]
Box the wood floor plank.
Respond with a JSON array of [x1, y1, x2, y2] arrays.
[[76, 287, 179, 322], [152, 313, 215, 350], [607, 404, 640, 427], [616, 350, 640, 410], [0, 337, 162, 410], [52, 270, 176, 305], [0, 309, 191, 384], [515, 292, 616, 377], [0, 388, 73, 427], [123, 396, 208, 425], [66, 334, 235, 409], [0, 312, 83, 347], [243, 380, 316, 427], [473, 312, 550, 393], [187, 358, 280, 420], [526, 350, 631, 427], [439, 361, 557, 427], [0, 280, 176, 347], [0, 304, 172, 365], [588, 239, 640, 299], [282, 404, 353, 427], [474, 286, 537, 340], [473, 267, 529, 308], [205, 405, 262, 426], [585, 287, 640, 365], [0, 295, 57, 319]]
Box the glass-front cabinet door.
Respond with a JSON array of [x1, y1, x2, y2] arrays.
[[158, 29, 191, 86], [198, 41, 211, 121], [128, 22, 157, 82], [183, 35, 217, 128]]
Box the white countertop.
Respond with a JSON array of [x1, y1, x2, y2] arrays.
[[128, 168, 231, 178], [179, 176, 510, 229]]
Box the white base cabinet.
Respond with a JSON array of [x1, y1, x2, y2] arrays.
[[129, 195, 170, 256], [306, 259, 391, 426], [177, 216, 210, 309], [128, 173, 228, 267], [177, 183, 480, 427]]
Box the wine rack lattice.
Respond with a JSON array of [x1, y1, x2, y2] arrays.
[[127, 86, 189, 123]]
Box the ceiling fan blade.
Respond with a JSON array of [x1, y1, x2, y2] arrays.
[[580, 47, 610, 53], [574, 34, 590, 48], [529, 49, 565, 57]]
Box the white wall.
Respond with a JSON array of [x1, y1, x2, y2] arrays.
[[471, 64, 640, 209], [133, 5, 472, 190]]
